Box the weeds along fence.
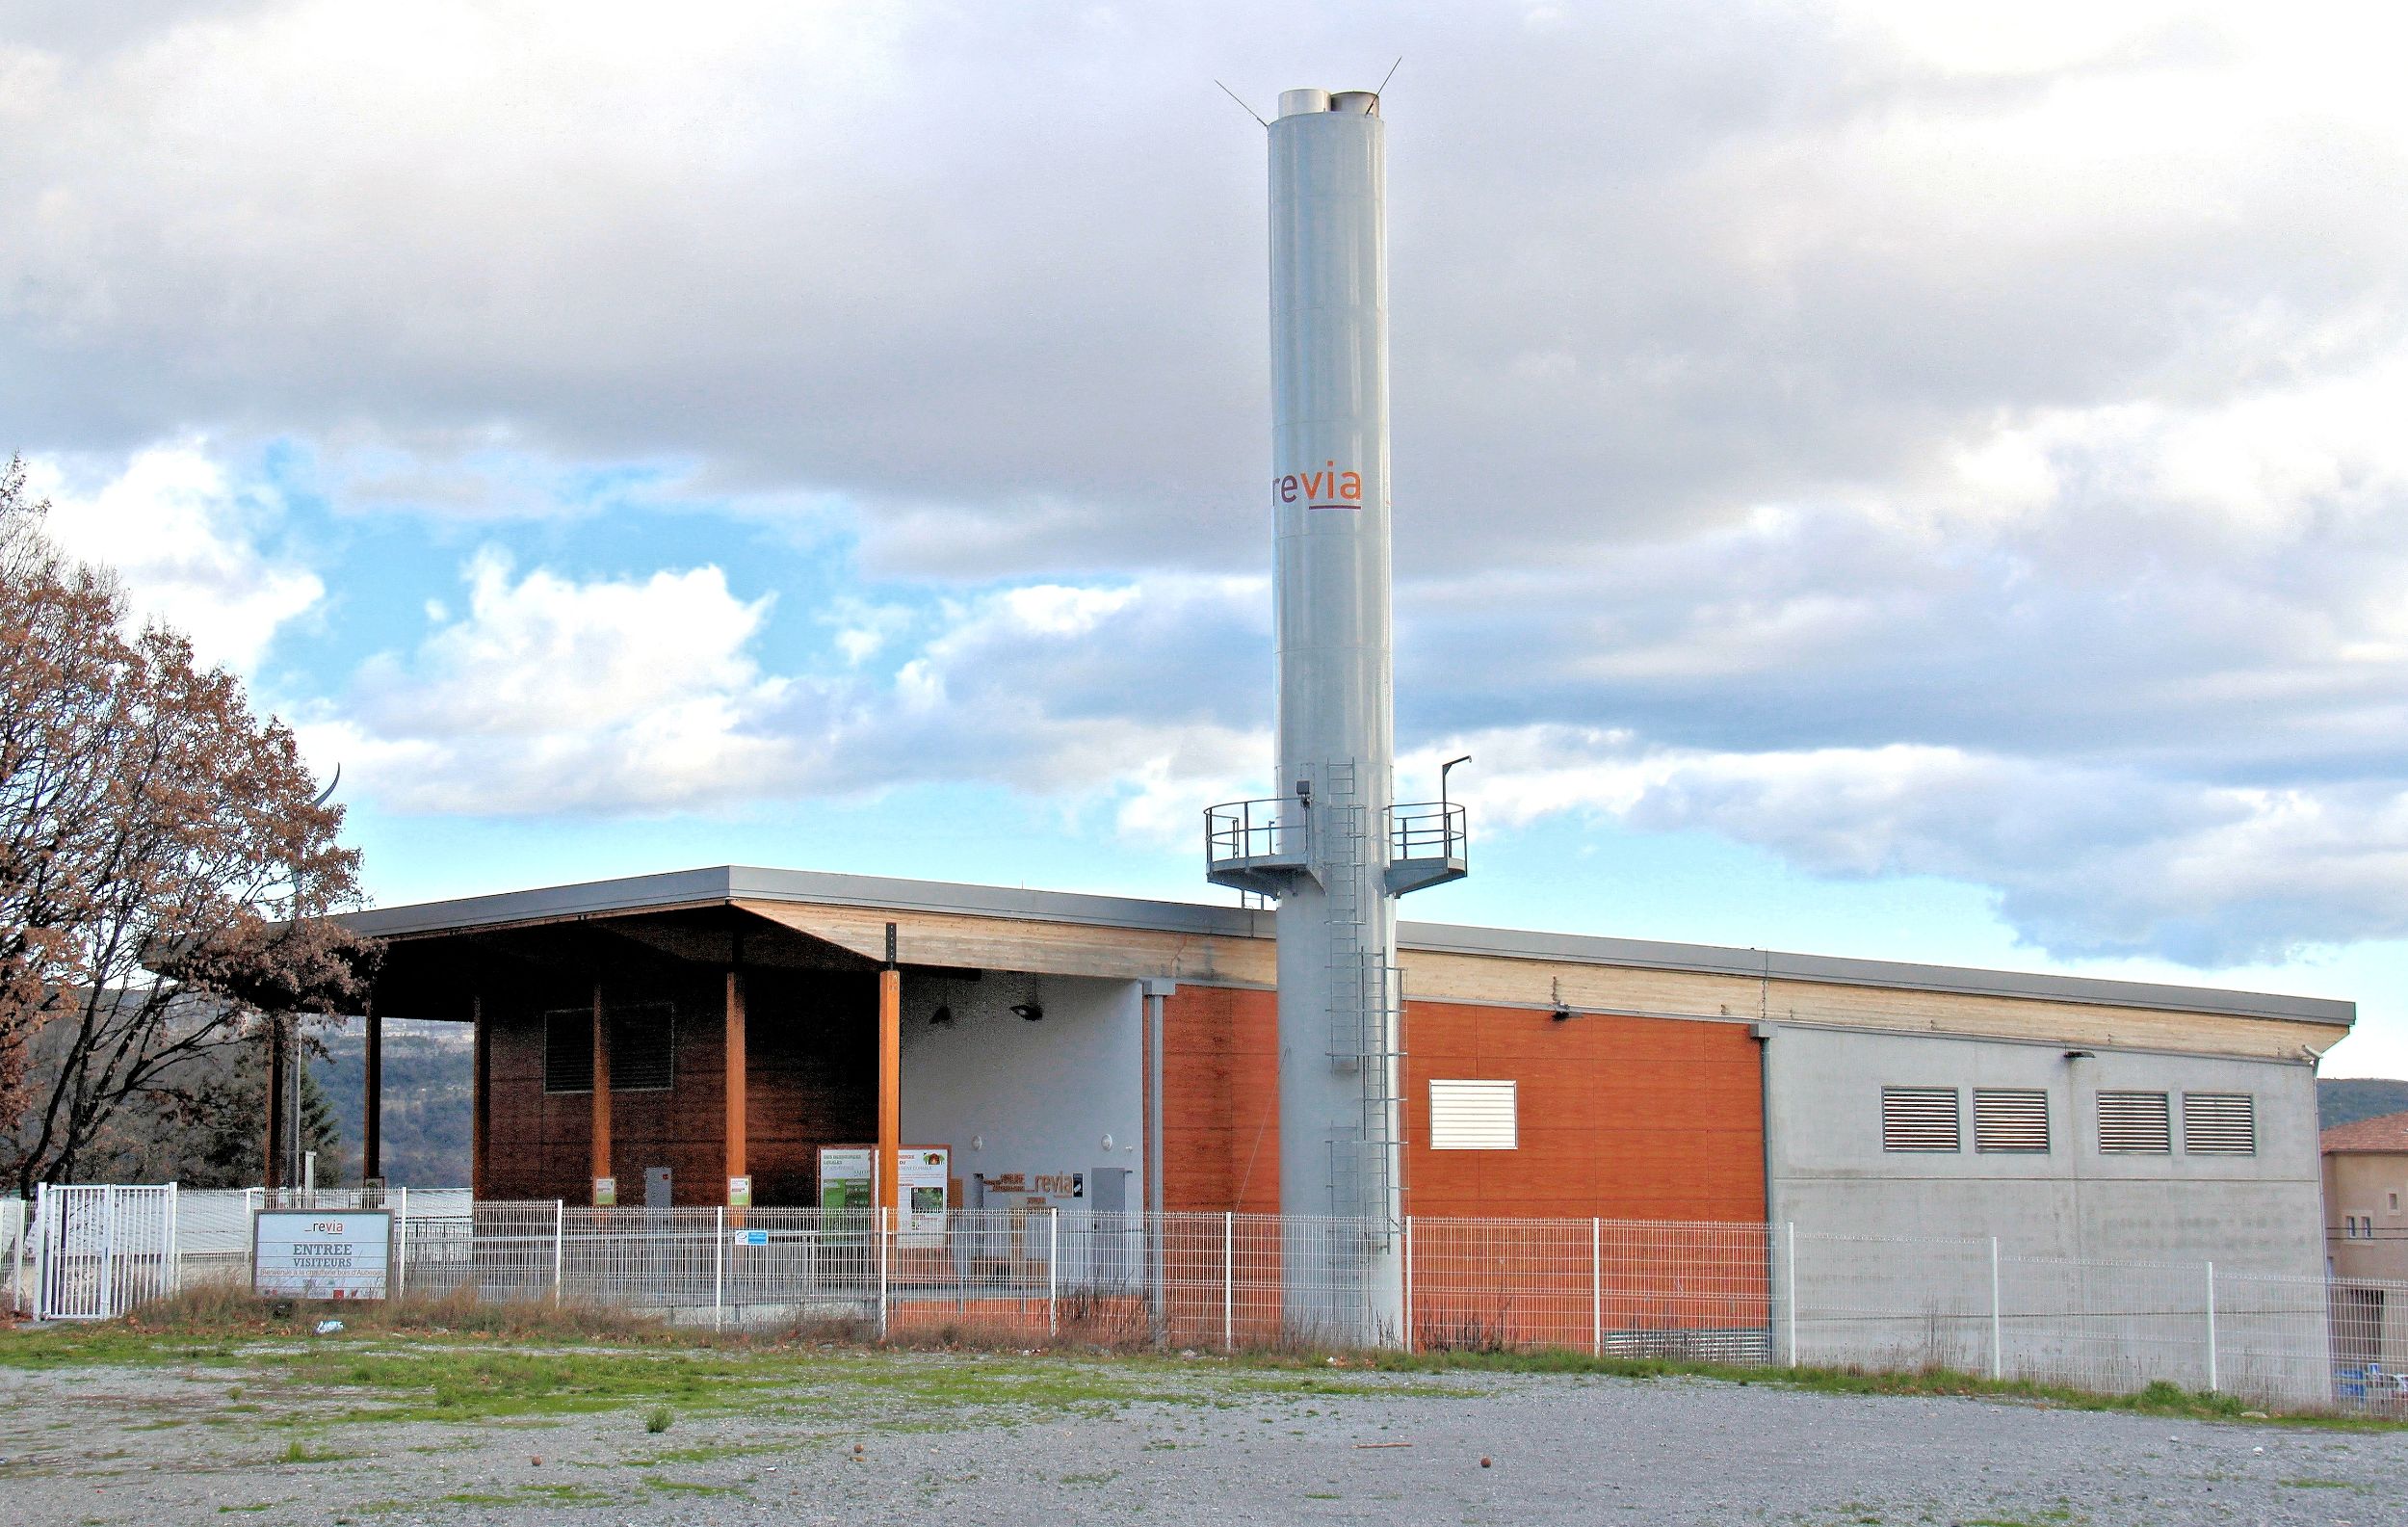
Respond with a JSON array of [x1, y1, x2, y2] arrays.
[[8, 1191, 2406, 1412]]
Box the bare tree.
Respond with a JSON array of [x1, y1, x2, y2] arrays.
[[0, 456, 374, 1192]]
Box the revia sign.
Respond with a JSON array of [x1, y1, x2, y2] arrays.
[[252, 1209, 394, 1301]]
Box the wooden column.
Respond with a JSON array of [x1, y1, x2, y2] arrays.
[[261, 1016, 288, 1191], [723, 967, 747, 1206], [361, 1002, 382, 1185], [877, 923, 901, 1218], [469, 993, 488, 1199], [589, 983, 614, 1204]]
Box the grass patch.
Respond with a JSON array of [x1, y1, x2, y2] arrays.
[[1357, 1348, 2405, 1430], [290, 1346, 785, 1424], [13, 1290, 2400, 1434]]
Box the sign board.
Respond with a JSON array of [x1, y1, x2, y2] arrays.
[[727, 1174, 752, 1209], [736, 1228, 769, 1248], [252, 1210, 392, 1301], [592, 1175, 616, 1207]]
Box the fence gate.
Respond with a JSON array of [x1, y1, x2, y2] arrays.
[[34, 1184, 178, 1321]]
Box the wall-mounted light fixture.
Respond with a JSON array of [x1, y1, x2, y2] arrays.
[[1550, 1008, 1574, 1023], [929, 1004, 955, 1027], [1011, 1002, 1044, 1022], [2063, 1049, 2096, 1060]]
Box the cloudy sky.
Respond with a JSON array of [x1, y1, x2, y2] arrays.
[[9, 2, 2408, 1072]]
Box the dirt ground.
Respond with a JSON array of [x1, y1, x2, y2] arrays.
[[2, 1340, 2403, 1525]]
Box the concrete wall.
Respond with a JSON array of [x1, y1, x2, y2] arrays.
[[899, 973, 1144, 1215], [1767, 1025, 2325, 1272], [1767, 1024, 2331, 1400]]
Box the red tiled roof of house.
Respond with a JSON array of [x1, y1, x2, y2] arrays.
[[2322, 1110, 2408, 1153]]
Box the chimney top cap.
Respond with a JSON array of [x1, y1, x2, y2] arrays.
[[1278, 89, 1378, 119]]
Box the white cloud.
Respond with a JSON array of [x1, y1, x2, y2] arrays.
[[312, 555, 1268, 825], [314, 551, 789, 813], [1415, 728, 2408, 966], [23, 445, 323, 673]]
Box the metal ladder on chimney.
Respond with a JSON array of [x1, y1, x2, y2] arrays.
[[1321, 761, 1405, 1234]]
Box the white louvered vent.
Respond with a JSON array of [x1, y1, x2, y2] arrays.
[[1973, 1089, 2051, 1154], [2182, 1093, 2256, 1156], [543, 1008, 592, 1093], [1429, 1079, 1518, 1150], [1881, 1087, 1961, 1152], [2097, 1091, 2172, 1153]]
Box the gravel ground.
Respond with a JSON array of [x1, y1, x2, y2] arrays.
[[2, 1351, 2403, 1526]]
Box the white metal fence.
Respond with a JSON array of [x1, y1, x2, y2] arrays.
[[8, 1191, 2405, 1412]]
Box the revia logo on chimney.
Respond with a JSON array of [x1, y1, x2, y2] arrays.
[[1273, 462, 1364, 510]]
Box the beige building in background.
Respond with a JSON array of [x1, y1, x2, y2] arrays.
[[2323, 1111, 2408, 1378]]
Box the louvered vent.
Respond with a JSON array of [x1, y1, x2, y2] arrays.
[[608, 1003, 676, 1092], [543, 1008, 592, 1093], [2182, 1093, 2255, 1155], [1428, 1079, 1517, 1150], [2097, 1091, 2171, 1153], [1880, 1087, 1960, 1152], [1973, 1089, 2051, 1154]]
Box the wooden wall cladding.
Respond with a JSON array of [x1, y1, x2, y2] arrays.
[[1157, 990, 1765, 1224], [479, 967, 877, 1207]]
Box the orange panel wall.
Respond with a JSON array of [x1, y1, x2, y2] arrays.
[[1160, 988, 1765, 1224], [1403, 1001, 1766, 1223], [1160, 986, 1282, 1213]]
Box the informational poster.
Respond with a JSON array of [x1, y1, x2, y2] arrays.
[[818, 1146, 874, 1213], [252, 1210, 392, 1301], [900, 1146, 950, 1244], [818, 1145, 949, 1239], [727, 1175, 752, 1209], [592, 1175, 616, 1207]]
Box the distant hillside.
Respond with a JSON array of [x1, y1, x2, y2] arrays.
[[311, 1017, 474, 1187], [2318, 1077, 2408, 1132]]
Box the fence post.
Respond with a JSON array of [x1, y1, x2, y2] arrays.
[[97, 1186, 118, 1318], [1048, 1209, 1060, 1337], [1989, 1237, 2002, 1382], [877, 1206, 891, 1341], [165, 1183, 180, 1301], [394, 1186, 408, 1297], [2205, 1261, 2218, 1392], [1784, 1222, 1798, 1367], [552, 1199, 565, 1306], [1591, 1218, 1605, 1357], [1222, 1211, 1235, 1354], [1400, 1216, 1415, 1353], [715, 1207, 726, 1330], [32, 1182, 48, 1321]]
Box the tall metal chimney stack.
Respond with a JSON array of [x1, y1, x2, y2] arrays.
[[1206, 86, 1466, 1346]]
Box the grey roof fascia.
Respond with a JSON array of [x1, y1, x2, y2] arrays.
[[341, 866, 743, 938], [346, 864, 1266, 942], [1396, 919, 2356, 1026], [343, 864, 2353, 1027]]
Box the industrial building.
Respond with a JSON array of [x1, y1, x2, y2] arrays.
[[346, 863, 2346, 1291]]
